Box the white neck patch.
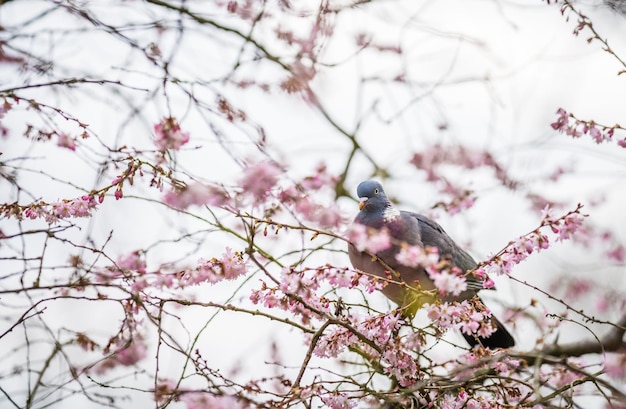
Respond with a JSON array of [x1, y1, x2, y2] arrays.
[[383, 205, 400, 222]]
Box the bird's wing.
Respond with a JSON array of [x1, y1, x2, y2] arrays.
[[406, 211, 487, 292]]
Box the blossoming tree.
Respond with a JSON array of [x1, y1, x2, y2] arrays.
[[1, 0, 625, 408]]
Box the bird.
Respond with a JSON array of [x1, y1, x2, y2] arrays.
[[348, 180, 515, 349]]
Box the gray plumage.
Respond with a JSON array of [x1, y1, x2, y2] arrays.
[[348, 180, 514, 349]]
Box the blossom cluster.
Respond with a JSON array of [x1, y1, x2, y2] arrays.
[[551, 107, 626, 148], [162, 160, 281, 210], [57, 132, 77, 150], [250, 266, 385, 325], [276, 162, 343, 228], [184, 247, 248, 285], [424, 353, 528, 408], [427, 266, 468, 297], [21, 194, 100, 223], [395, 244, 439, 269], [92, 337, 148, 375], [540, 204, 586, 241], [95, 248, 248, 296], [153, 117, 190, 151], [279, 186, 342, 228], [313, 312, 421, 386], [345, 223, 391, 254], [394, 245, 471, 297], [163, 182, 231, 210], [162, 160, 343, 229], [476, 204, 585, 276], [248, 266, 425, 384], [155, 379, 250, 409], [239, 159, 282, 204], [426, 299, 496, 340], [410, 144, 515, 215], [179, 393, 249, 409]]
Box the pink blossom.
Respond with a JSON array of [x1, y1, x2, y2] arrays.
[[547, 365, 583, 389], [588, 125, 604, 143], [280, 267, 319, 294], [480, 210, 567, 276], [314, 327, 350, 358], [395, 245, 439, 268], [603, 353, 626, 379], [460, 311, 483, 335], [320, 392, 356, 409], [153, 117, 190, 151], [57, 132, 77, 151], [24, 206, 44, 220], [93, 338, 147, 374], [28, 195, 100, 223], [163, 182, 230, 210], [550, 108, 623, 147], [154, 379, 178, 403], [552, 212, 585, 241], [550, 108, 570, 132], [117, 251, 146, 274], [564, 278, 590, 300], [182, 247, 248, 286], [70, 195, 98, 216], [238, 160, 281, 203], [116, 340, 147, 366], [492, 357, 520, 376], [346, 224, 391, 254], [428, 268, 467, 297], [323, 267, 383, 293], [300, 162, 339, 190], [482, 276, 495, 289], [382, 348, 419, 386], [445, 195, 475, 215], [606, 245, 625, 262], [294, 195, 343, 228], [426, 300, 494, 338], [180, 393, 249, 409]]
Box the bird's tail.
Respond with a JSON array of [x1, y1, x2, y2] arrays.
[[462, 313, 515, 349]]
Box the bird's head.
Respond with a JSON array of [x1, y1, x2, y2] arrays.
[[356, 180, 389, 213]]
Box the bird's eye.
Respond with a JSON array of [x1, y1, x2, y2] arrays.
[[374, 188, 379, 194]]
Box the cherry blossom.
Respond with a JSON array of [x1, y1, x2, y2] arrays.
[[603, 352, 626, 380], [180, 393, 250, 409], [477, 205, 584, 276], [153, 117, 190, 151], [238, 160, 282, 204], [427, 267, 468, 297], [56, 132, 77, 150], [320, 392, 356, 409], [395, 244, 439, 269], [544, 360, 584, 389], [293, 194, 343, 228], [22, 195, 100, 223], [92, 337, 148, 374], [426, 300, 495, 340], [551, 107, 626, 148], [117, 251, 147, 274], [182, 247, 248, 286], [163, 182, 231, 210], [345, 223, 391, 254], [300, 162, 339, 190]]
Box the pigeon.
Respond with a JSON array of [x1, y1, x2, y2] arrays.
[[348, 180, 515, 349]]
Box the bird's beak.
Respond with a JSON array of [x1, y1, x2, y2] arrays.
[[358, 198, 367, 210]]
